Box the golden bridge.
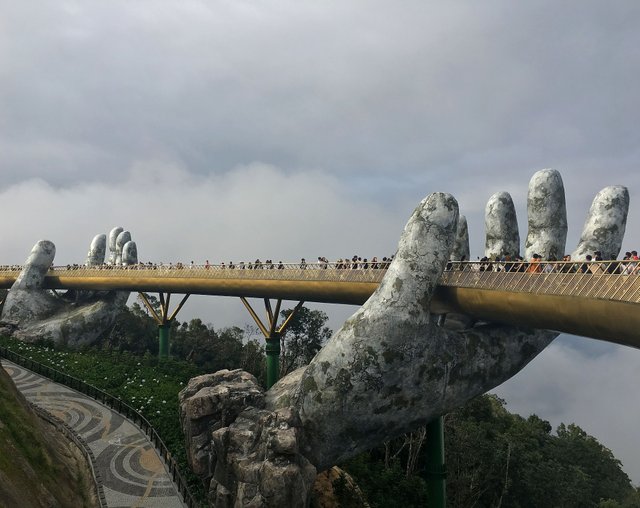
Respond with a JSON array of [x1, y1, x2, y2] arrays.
[[1, 260, 639, 350]]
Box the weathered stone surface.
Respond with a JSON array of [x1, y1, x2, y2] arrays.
[[276, 192, 557, 470], [182, 171, 631, 507], [179, 370, 316, 507], [572, 186, 629, 260], [86, 234, 106, 266], [178, 370, 265, 480], [525, 169, 567, 260], [122, 241, 137, 265], [1, 241, 63, 326], [12, 240, 55, 289], [450, 214, 470, 261], [115, 230, 131, 265], [108, 227, 124, 264], [485, 191, 520, 258], [0, 229, 137, 345]]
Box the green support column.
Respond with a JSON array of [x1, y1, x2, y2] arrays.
[[265, 332, 281, 389], [158, 323, 171, 360], [426, 416, 446, 507], [239, 298, 302, 390]]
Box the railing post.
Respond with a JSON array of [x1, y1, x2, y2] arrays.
[[265, 332, 281, 390], [158, 323, 171, 360], [426, 416, 447, 508]]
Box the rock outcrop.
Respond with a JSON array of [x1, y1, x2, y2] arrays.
[[179, 370, 316, 507]]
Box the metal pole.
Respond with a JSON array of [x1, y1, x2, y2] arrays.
[[426, 416, 446, 507], [265, 332, 281, 389], [158, 323, 171, 360]]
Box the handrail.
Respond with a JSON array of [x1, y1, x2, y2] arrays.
[[2, 260, 640, 347], [0, 346, 200, 508], [0, 259, 637, 278], [440, 260, 640, 304], [1, 260, 639, 302]]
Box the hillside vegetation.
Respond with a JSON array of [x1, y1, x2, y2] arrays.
[[1, 300, 639, 507], [0, 365, 96, 508]]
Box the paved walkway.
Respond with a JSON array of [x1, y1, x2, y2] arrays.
[[2, 360, 187, 508]]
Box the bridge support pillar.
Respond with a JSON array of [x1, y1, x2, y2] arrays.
[[158, 323, 171, 360], [240, 297, 304, 389], [426, 416, 446, 507], [425, 313, 448, 508], [138, 292, 190, 360], [265, 332, 281, 390]]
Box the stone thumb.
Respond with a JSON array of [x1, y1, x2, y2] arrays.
[[12, 240, 56, 290]]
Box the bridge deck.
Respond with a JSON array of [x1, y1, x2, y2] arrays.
[[1, 261, 639, 349]]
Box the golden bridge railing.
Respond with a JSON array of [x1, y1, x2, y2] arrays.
[[2, 259, 640, 346], [1, 260, 640, 304], [47, 263, 389, 284], [440, 260, 640, 304]]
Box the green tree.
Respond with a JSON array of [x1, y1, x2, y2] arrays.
[[104, 301, 158, 354], [279, 306, 332, 376], [553, 423, 635, 506], [343, 394, 638, 508], [240, 338, 266, 383]]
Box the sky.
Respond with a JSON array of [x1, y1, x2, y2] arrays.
[[1, 0, 640, 484]]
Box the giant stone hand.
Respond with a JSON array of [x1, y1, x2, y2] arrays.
[[0, 228, 137, 346], [184, 169, 627, 507]]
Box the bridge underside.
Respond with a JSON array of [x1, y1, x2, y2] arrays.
[[432, 287, 640, 350], [0, 273, 637, 350]]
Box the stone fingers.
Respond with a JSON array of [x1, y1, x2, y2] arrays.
[[108, 227, 123, 264], [485, 191, 519, 259], [86, 234, 107, 266], [2, 240, 58, 328], [370, 192, 459, 313], [122, 241, 138, 265], [450, 215, 470, 261], [115, 231, 131, 265], [572, 186, 629, 261], [12, 240, 55, 290], [106, 227, 136, 266], [524, 169, 567, 260]]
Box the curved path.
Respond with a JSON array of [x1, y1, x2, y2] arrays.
[[2, 360, 186, 508]]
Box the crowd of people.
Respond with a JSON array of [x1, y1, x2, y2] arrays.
[[3, 250, 640, 275], [0, 255, 395, 271], [450, 250, 640, 275], [207, 255, 397, 270]]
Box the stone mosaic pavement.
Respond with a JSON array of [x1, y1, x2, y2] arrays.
[[2, 360, 187, 508]]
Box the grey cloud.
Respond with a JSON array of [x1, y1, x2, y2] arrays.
[[1, 1, 640, 187]]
